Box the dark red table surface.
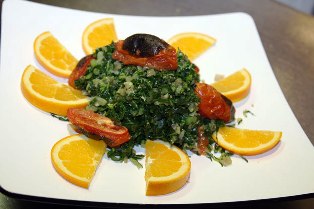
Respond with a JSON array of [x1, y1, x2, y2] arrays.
[[0, 0, 313, 208]]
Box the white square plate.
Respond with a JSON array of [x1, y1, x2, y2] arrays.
[[1, 0, 313, 205]]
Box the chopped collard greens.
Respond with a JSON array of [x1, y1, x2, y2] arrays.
[[75, 43, 231, 166]]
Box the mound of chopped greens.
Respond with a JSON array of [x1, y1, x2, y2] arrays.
[[75, 43, 232, 167]]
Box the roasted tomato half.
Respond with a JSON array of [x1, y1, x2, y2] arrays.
[[195, 83, 235, 123], [68, 54, 94, 88], [112, 35, 178, 70], [67, 108, 131, 147], [197, 126, 209, 155]]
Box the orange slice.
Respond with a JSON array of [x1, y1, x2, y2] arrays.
[[167, 32, 216, 60], [34, 31, 78, 78], [21, 65, 89, 116], [51, 134, 106, 188], [145, 140, 191, 196], [211, 68, 251, 103], [212, 127, 282, 156], [82, 18, 118, 55]]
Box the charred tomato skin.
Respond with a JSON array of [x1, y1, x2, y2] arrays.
[[67, 108, 131, 147], [68, 54, 95, 88], [195, 83, 235, 123], [112, 37, 178, 70], [122, 33, 169, 57]]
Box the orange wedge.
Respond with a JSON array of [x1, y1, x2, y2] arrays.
[[21, 65, 89, 116], [51, 134, 107, 188], [34, 31, 78, 78], [211, 68, 251, 102], [212, 127, 282, 156], [82, 18, 118, 55], [145, 140, 191, 196], [167, 32, 216, 60]]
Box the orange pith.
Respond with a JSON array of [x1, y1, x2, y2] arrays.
[[34, 31, 78, 78], [51, 134, 107, 188], [21, 65, 89, 116]]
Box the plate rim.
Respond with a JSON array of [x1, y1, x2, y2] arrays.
[[1, 185, 313, 207]]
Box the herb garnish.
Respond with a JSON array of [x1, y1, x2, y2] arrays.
[[239, 155, 248, 163], [76, 43, 233, 166], [50, 113, 69, 121], [243, 109, 255, 117], [236, 118, 243, 125], [207, 152, 233, 167]]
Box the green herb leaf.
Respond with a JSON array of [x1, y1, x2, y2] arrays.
[[206, 151, 233, 167], [50, 113, 69, 121], [129, 158, 143, 169], [239, 155, 248, 163], [243, 109, 255, 117], [237, 118, 243, 125]]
